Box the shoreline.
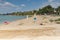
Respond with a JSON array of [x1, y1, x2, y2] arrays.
[[0, 15, 60, 38], [0, 15, 60, 30]]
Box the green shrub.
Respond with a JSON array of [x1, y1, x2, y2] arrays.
[[55, 18, 60, 21], [49, 19, 54, 22], [56, 21, 60, 24]]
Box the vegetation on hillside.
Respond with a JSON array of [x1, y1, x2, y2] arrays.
[[0, 5, 60, 16]]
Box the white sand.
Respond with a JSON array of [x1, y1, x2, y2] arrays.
[[0, 15, 60, 30], [0, 15, 60, 39], [0, 36, 60, 40]]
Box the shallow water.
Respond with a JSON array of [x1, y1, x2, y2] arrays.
[[0, 15, 26, 24]]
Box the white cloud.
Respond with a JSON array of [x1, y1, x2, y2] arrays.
[[0, 2, 21, 13], [40, 0, 60, 8], [47, 0, 60, 8], [21, 4, 26, 7], [0, 2, 20, 9], [48, 0, 55, 2], [50, 2, 60, 8], [40, 2, 49, 8], [2, 2, 17, 7]]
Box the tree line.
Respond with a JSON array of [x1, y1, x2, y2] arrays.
[[0, 5, 60, 16]]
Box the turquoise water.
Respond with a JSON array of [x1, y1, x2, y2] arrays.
[[0, 15, 26, 24]]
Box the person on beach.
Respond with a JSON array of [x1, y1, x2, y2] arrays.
[[33, 13, 37, 24], [26, 15, 29, 20], [34, 17, 37, 23], [4, 21, 10, 25]]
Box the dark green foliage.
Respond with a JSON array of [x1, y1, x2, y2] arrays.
[[56, 22, 60, 24], [55, 18, 60, 21], [54, 18, 60, 24], [49, 19, 54, 22], [0, 5, 60, 16]]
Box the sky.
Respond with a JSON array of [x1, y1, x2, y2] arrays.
[[0, 0, 60, 13]]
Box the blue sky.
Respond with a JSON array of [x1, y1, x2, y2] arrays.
[[0, 0, 60, 13]]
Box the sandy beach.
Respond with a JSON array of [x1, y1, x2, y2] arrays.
[[0, 0, 60, 40], [0, 15, 60, 39], [0, 15, 60, 30]]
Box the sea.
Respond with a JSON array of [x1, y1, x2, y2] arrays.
[[0, 15, 26, 24]]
